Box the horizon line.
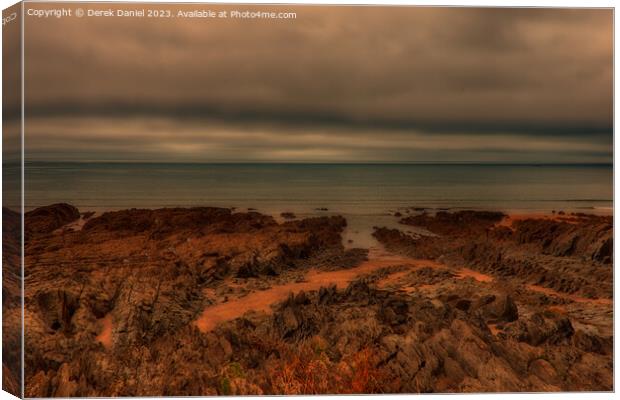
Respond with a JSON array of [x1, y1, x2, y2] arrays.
[[21, 160, 614, 166]]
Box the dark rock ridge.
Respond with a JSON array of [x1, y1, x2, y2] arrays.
[[25, 203, 80, 237], [374, 211, 613, 299], [75, 280, 609, 395], [3, 207, 22, 395], [19, 205, 613, 395], [22, 204, 356, 396], [400, 210, 505, 236], [513, 218, 612, 264]]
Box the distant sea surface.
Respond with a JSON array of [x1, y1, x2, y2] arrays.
[[22, 162, 613, 247], [24, 162, 612, 213]]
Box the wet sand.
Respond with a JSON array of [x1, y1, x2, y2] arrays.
[[194, 248, 497, 333], [194, 249, 439, 332], [455, 268, 494, 283], [526, 284, 613, 305], [96, 314, 113, 349], [496, 213, 579, 229]]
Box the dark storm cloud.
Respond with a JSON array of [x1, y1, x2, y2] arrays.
[[22, 4, 613, 162], [23, 116, 611, 163]]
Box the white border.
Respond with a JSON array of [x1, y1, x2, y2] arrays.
[[0, 1, 616, 400]]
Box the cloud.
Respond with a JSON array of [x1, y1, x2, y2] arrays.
[[21, 5, 613, 162], [24, 117, 611, 163]]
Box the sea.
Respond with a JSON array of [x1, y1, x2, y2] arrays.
[[21, 162, 613, 247]]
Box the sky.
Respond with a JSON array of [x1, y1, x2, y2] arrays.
[[22, 5, 613, 163]]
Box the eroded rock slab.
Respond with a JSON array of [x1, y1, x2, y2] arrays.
[[22, 206, 612, 395]]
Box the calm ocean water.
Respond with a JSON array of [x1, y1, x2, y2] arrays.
[[24, 162, 612, 213], [21, 162, 613, 247]]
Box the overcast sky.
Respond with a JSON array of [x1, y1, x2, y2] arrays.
[[23, 5, 612, 163]]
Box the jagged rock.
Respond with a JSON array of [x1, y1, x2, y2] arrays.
[[474, 294, 519, 324], [400, 210, 505, 236], [23, 205, 356, 396], [510, 312, 574, 346], [374, 211, 613, 299], [35, 290, 80, 332], [318, 284, 338, 304], [378, 297, 409, 326], [21, 206, 612, 395], [25, 203, 80, 236]]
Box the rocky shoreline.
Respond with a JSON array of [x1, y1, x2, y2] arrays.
[[4, 204, 612, 395]]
